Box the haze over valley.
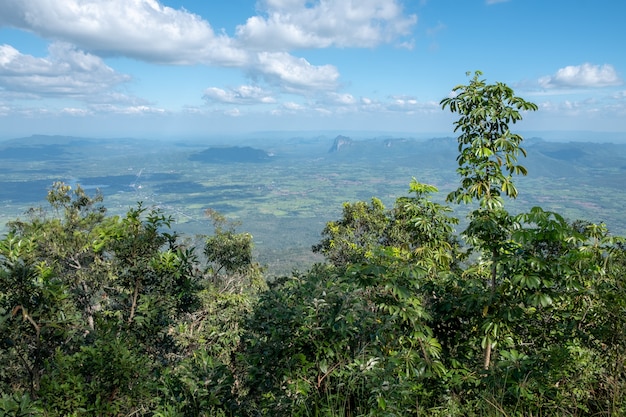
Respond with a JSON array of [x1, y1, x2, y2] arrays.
[[2, 132, 625, 274]]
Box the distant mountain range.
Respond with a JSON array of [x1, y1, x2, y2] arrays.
[[2, 134, 626, 175]]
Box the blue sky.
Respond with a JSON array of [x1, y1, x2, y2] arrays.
[[0, 0, 625, 139]]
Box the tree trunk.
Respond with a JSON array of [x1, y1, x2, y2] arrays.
[[128, 279, 140, 324]]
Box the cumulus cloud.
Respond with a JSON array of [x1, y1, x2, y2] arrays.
[[61, 107, 93, 116], [282, 101, 304, 111], [236, 0, 417, 50], [326, 92, 357, 105], [88, 103, 167, 115], [0, 0, 416, 66], [0, 42, 130, 98], [539, 63, 622, 89], [254, 52, 339, 92], [536, 99, 600, 118], [309, 93, 439, 115], [387, 95, 439, 113], [390, 95, 418, 107], [0, 0, 420, 107], [203, 85, 276, 104], [0, 0, 246, 66]]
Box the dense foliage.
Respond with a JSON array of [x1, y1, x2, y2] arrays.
[[1, 72, 625, 416]]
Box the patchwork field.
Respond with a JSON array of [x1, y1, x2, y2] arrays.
[[2, 134, 626, 275]]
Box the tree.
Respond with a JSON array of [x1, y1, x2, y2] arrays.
[[248, 180, 460, 415], [441, 70, 538, 209], [433, 73, 626, 415], [0, 183, 207, 414], [390, 179, 460, 275], [243, 260, 446, 416], [313, 179, 460, 273], [440, 71, 538, 370], [1, 182, 107, 396], [204, 209, 252, 275], [312, 197, 388, 267]]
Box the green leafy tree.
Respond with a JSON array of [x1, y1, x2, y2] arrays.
[[440, 70, 538, 370], [389, 180, 461, 275], [155, 209, 266, 416], [312, 197, 388, 267], [243, 260, 446, 416], [432, 73, 626, 415], [0, 183, 106, 395], [203, 209, 264, 294], [313, 180, 460, 273], [0, 183, 207, 414], [441, 70, 538, 209], [0, 393, 42, 416], [243, 180, 461, 415]]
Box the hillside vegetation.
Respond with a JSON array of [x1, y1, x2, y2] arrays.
[[1, 72, 626, 416]]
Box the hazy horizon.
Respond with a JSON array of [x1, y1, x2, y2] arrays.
[[3, 130, 626, 145]]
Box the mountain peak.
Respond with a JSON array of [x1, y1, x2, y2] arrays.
[[329, 135, 353, 152]]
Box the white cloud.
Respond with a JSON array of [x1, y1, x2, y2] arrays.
[[224, 108, 241, 117], [310, 93, 439, 115], [386, 96, 439, 113], [486, 0, 510, 4], [537, 97, 622, 118], [313, 106, 333, 116], [0, 0, 246, 66], [0, 102, 165, 117], [85, 103, 167, 115], [0, 0, 420, 108], [119, 105, 167, 115], [203, 85, 276, 104], [61, 107, 92, 116], [255, 52, 339, 92], [539, 63, 622, 89], [236, 0, 417, 50], [282, 101, 304, 110], [0, 42, 130, 98], [0, 0, 417, 67], [326, 92, 357, 105], [397, 39, 415, 50], [391, 96, 418, 106]]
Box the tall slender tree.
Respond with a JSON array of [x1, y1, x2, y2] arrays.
[[441, 71, 538, 369]]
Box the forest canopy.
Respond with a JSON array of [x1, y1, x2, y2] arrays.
[[1, 72, 625, 416]]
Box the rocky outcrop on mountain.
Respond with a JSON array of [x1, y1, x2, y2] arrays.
[[328, 135, 353, 152]]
